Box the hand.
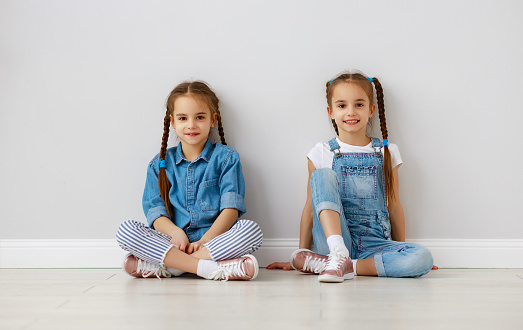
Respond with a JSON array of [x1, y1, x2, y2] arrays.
[[266, 262, 294, 271], [169, 228, 190, 253], [187, 240, 206, 254]]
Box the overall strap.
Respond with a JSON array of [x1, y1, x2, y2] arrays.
[[328, 138, 341, 158], [371, 137, 382, 148], [371, 137, 383, 158]]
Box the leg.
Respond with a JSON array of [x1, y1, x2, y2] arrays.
[[203, 219, 263, 261], [116, 220, 200, 275], [116, 220, 175, 265], [117, 220, 259, 281], [358, 240, 433, 277], [354, 258, 378, 276], [374, 242, 433, 277], [163, 247, 199, 273], [310, 168, 352, 255]]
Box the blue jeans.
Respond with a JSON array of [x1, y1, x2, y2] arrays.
[[311, 168, 433, 277]]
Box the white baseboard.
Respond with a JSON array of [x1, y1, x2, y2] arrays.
[[0, 239, 522, 268], [408, 239, 523, 268]]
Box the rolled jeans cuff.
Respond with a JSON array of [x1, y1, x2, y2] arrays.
[[374, 253, 387, 277], [314, 201, 343, 219]]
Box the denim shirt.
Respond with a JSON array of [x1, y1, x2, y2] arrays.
[[142, 140, 246, 242]]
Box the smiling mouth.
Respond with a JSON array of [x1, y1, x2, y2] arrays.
[[185, 132, 200, 137], [344, 119, 360, 125]]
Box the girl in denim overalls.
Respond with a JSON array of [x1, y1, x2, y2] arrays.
[[270, 72, 433, 281], [116, 81, 263, 281]]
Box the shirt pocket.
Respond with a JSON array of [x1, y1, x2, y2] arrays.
[[198, 178, 220, 211], [341, 166, 378, 200]]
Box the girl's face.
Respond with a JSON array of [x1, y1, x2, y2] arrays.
[[170, 95, 217, 150], [328, 82, 375, 143]]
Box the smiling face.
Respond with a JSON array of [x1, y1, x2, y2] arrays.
[[327, 82, 375, 145], [170, 95, 217, 154]]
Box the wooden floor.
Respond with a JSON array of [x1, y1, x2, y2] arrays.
[[1, 268, 522, 330]]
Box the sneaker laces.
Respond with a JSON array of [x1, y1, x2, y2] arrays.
[[325, 247, 347, 271], [207, 261, 246, 281], [303, 255, 326, 273], [136, 259, 172, 280]]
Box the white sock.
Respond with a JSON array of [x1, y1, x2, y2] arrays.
[[196, 259, 219, 279], [326, 235, 350, 257], [352, 259, 358, 275], [166, 267, 186, 277]]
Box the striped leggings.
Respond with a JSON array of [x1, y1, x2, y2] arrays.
[[116, 219, 263, 265]]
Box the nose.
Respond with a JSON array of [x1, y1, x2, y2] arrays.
[[347, 105, 357, 116], [187, 118, 197, 128]]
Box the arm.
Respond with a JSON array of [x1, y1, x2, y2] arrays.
[[142, 155, 193, 252], [187, 208, 239, 254], [153, 216, 190, 252], [388, 166, 405, 242], [299, 159, 316, 249]]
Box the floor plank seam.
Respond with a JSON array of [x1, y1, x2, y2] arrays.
[[105, 273, 117, 280], [83, 286, 95, 293], [55, 300, 70, 310]]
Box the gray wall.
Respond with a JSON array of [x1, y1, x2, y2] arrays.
[[1, 0, 522, 241]]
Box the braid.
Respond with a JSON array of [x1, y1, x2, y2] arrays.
[[158, 108, 174, 219], [331, 118, 339, 136], [372, 77, 396, 203], [215, 109, 227, 145], [327, 80, 340, 136]]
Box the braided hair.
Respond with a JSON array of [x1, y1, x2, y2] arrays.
[[326, 73, 396, 203], [158, 81, 226, 218]]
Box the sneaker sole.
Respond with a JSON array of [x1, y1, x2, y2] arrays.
[[318, 272, 355, 283], [289, 248, 313, 271]]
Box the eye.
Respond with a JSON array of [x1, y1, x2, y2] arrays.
[[337, 104, 346, 109], [197, 115, 206, 120], [356, 103, 364, 107], [177, 116, 186, 121]]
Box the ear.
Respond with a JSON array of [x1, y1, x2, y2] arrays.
[[210, 113, 218, 128], [327, 106, 334, 119], [369, 104, 376, 118]]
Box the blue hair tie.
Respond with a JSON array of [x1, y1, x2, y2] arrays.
[[159, 160, 166, 168], [383, 139, 388, 147], [329, 80, 333, 85], [367, 77, 373, 82]]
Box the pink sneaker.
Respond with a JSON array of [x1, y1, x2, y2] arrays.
[[318, 248, 355, 283], [122, 253, 171, 279], [207, 255, 259, 281], [290, 249, 328, 274]]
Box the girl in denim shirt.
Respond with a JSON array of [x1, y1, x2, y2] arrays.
[[268, 72, 434, 281], [117, 81, 263, 281]]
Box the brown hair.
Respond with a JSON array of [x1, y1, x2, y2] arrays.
[[159, 81, 226, 218], [326, 73, 396, 203]]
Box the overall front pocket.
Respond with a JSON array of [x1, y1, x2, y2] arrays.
[[198, 178, 220, 211], [341, 166, 378, 199]]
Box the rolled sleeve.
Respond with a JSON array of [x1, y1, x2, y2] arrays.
[[219, 151, 247, 217], [142, 159, 170, 228], [220, 191, 246, 215]]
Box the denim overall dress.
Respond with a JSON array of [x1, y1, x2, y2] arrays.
[[310, 138, 433, 277]]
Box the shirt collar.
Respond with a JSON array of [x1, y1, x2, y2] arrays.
[[175, 139, 213, 164]]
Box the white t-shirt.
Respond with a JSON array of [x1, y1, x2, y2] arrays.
[[307, 138, 403, 170]]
